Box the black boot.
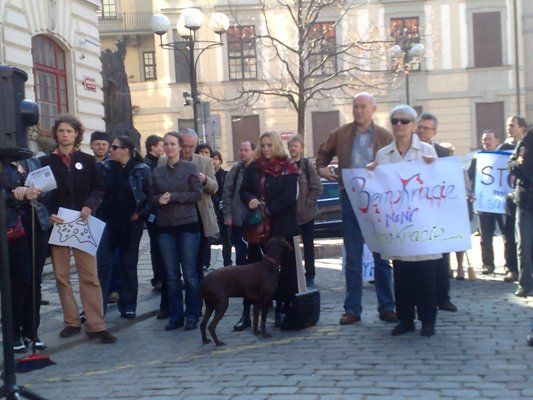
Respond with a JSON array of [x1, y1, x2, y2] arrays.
[[233, 303, 251, 331]]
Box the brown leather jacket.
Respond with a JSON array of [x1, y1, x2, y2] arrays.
[[315, 121, 393, 189]]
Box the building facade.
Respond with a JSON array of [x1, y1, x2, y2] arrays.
[[100, 0, 527, 160], [0, 0, 105, 150]]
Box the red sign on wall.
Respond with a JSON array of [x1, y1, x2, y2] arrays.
[[280, 131, 294, 140], [83, 77, 97, 91]]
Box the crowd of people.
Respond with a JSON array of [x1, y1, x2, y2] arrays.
[[3, 91, 532, 354]]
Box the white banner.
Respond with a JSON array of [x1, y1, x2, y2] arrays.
[[343, 157, 471, 257], [473, 151, 513, 214], [48, 208, 106, 256], [341, 243, 374, 282]]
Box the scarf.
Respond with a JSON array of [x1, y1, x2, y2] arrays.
[[256, 157, 298, 177]]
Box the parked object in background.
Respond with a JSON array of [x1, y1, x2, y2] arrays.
[[315, 179, 342, 238]]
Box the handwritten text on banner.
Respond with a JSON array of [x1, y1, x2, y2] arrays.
[[343, 157, 471, 257], [473, 151, 513, 214]]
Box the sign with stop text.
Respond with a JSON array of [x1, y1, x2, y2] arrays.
[[343, 157, 471, 257], [473, 151, 513, 214]]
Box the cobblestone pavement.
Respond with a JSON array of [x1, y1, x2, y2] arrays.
[[6, 233, 533, 399]]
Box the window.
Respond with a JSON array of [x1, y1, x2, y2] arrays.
[[31, 35, 69, 133], [99, 0, 117, 19], [231, 115, 260, 161], [473, 12, 502, 68], [475, 102, 504, 147], [173, 30, 190, 83], [308, 22, 337, 76], [227, 26, 257, 80], [312, 111, 339, 154], [390, 17, 420, 71], [143, 51, 157, 81]]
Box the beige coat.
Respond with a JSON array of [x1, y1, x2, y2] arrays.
[[190, 153, 219, 238], [296, 158, 323, 225]]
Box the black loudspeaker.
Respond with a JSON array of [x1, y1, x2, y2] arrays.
[[0, 65, 39, 161]]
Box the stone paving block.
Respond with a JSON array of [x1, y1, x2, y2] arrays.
[[254, 386, 299, 394], [440, 389, 482, 397]]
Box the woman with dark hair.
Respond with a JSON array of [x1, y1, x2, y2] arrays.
[[96, 135, 152, 319], [151, 132, 203, 331], [239, 131, 299, 327]]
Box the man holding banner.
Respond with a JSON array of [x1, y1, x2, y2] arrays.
[[316, 92, 397, 325]]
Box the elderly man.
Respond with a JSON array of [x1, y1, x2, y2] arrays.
[[416, 113, 458, 313], [316, 92, 397, 324], [179, 129, 219, 279]]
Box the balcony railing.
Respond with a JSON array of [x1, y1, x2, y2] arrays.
[[98, 12, 153, 34]]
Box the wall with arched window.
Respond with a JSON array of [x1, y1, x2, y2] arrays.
[[31, 35, 70, 133]]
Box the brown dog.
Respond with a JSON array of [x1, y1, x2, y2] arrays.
[[200, 236, 292, 346]]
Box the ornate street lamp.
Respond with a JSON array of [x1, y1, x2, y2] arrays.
[[388, 41, 425, 104], [151, 9, 229, 136]]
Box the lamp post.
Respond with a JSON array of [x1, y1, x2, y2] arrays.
[[151, 9, 229, 138], [388, 41, 424, 105]]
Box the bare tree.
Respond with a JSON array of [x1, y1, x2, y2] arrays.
[[207, 0, 391, 135]]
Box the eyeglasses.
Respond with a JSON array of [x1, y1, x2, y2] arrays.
[[416, 125, 436, 131], [391, 118, 413, 125], [110, 144, 125, 151]]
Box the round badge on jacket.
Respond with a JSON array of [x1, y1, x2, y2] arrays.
[[75, 162, 83, 170]]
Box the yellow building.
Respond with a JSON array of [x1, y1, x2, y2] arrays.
[[100, 0, 528, 160], [1, 0, 105, 150]]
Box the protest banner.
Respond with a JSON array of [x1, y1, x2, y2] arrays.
[[343, 156, 471, 257], [49, 207, 106, 256], [342, 244, 374, 281], [473, 151, 513, 214]]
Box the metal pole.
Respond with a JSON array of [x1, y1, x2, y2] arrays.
[[513, 0, 521, 115], [188, 34, 199, 133], [405, 72, 410, 105]]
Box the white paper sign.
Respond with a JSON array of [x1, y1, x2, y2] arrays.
[[473, 151, 513, 214], [25, 166, 57, 192], [343, 157, 471, 257], [341, 243, 375, 282], [48, 208, 106, 256]]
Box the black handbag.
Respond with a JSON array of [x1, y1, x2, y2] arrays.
[[280, 236, 320, 331], [281, 289, 321, 331]]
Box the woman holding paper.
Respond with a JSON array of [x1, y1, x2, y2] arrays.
[[367, 104, 440, 337], [96, 135, 152, 319], [150, 131, 203, 331]]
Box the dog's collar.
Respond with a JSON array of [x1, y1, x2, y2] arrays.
[[263, 255, 280, 269]]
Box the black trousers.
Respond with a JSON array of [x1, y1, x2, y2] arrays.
[[503, 201, 518, 274], [8, 235, 32, 337], [393, 259, 438, 324], [437, 254, 451, 305], [147, 221, 164, 284], [300, 219, 316, 279], [479, 212, 505, 267]]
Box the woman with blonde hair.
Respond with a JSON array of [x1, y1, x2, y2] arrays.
[[238, 131, 300, 328]]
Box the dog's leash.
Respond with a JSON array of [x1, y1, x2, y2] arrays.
[[263, 255, 281, 270]]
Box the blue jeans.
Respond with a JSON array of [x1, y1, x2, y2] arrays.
[[97, 220, 144, 315], [230, 225, 248, 265], [516, 207, 533, 291], [158, 229, 201, 323], [341, 190, 395, 316]]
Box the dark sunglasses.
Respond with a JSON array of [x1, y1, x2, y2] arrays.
[[110, 144, 125, 151], [391, 118, 413, 125]]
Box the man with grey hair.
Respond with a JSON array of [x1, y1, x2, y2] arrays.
[[179, 129, 219, 279], [316, 92, 397, 325]]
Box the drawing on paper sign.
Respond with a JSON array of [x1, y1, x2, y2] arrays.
[[56, 218, 97, 248]]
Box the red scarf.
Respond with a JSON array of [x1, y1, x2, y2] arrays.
[[256, 157, 298, 177]]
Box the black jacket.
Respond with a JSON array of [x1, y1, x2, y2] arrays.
[[98, 159, 153, 219], [433, 142, 451, 158], [240, 160, 299, 238], [509, 132, 533, 209], [39, 150, 104, 215]]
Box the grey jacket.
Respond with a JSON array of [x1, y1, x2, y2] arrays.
[[296, 158, 323, 225], [150, 161, 203, 228], [221, 161, 248, 227]]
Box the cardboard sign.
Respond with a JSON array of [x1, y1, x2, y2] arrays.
[[473, 151, 513, 214]]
